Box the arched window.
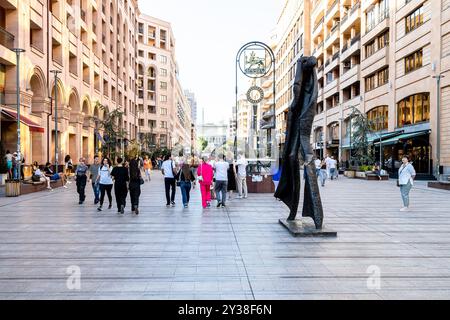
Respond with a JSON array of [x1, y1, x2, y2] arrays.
[[397, 93, 430, 127], [366, 106, 388, 131]]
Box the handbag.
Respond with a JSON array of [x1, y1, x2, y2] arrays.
[[139, 177, 145, 185], [32, 174, 40, 182]]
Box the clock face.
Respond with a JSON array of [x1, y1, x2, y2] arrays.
[[246, 86, 264, 104]]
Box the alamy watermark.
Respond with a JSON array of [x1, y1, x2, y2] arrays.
[[66, 265, 81, 291]]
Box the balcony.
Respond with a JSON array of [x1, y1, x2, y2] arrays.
[[340, 2, 361, 33], [362, 13, 389, 44], [325, 0, 339, 23], [324, 78, 339, 99], [340, 64, 360, 89], [341, 35, 361, 61], [0, 26, 14, 50], [325, 25, 339, 49]]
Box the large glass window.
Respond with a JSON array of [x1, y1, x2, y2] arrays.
[[405, 5, 424, 34], [405, 49, 423, 74], [367, 106, 388, 131], [397, 93, 430, 127]]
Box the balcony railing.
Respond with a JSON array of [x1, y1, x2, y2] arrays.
[[351, 34, 361, 45], [0, 26, 15, 49], [313, 17, 324, 33]]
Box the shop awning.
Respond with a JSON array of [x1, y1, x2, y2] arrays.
[[1, 109, 44, 133], [374, 130, 430, 146], [341, 132, 401, 149]]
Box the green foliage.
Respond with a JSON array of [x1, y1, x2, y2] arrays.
[[198, 137, 208, 152], [349, 106, 374, 166], [151, 148, 171, 159], [0, 142, 7, 174], [97, 102, 127, 163], [358, 165, 373, 172]]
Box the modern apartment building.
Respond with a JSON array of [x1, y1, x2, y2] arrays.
[[0, 0, 192, 172], [136, 14, 191, 152], [274, 0, 311, 150], [273, 0, 449, 178]]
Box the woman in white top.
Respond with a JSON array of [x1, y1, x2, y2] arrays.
[[398, 155, 416, 212], [96, 157, 114, 211], [35, 167, 52, 190]]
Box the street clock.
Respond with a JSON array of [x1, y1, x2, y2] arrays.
[[246, 86, 264, 104]]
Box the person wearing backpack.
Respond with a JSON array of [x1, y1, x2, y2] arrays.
[[161, 154, 178, 207], [197, 156, 214, 209]]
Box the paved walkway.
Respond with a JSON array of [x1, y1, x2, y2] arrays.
[[0, 172, 449, 300]]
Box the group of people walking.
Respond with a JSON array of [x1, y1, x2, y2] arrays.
[[71, 155, 143, 215], [161, 153, 249, 209], [314, 155, 338, 187]]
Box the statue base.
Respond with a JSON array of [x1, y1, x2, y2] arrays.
[[279, 219, 337, 238]]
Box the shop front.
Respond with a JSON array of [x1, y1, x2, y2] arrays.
[[376, 130, 432, 178]]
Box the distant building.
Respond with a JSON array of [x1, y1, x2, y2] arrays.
[[184, 90, 198, 125]]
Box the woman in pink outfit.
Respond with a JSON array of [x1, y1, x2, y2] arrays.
[[197, 157, 214, 208]]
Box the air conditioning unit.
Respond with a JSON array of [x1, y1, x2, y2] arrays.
[[343, 61, 351, 69]]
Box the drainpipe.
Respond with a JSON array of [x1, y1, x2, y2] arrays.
[[46, 0, 52, 163]]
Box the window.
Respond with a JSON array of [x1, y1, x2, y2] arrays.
[[160, 81, 167, 90], [159, 55, 167, 64], [377, 31, 389, 50], [397, 93, 430, 127], [365, 67, 388, 91], [367, 106, 388, 131], [377, 67, 389, 86], [405, 5, 424, 34], [160, 68, 167, 77], [160, 121, 168, 129], [365, 40, 376, 58], [160, 108, 168, 115], [365, 74, 376, 91], [404, 49, 423, 74], [160, 95, 167, 102]]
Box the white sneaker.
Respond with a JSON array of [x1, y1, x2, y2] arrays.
[[400, 207, 409, 212], [63, 185, 68, 189], [67, 181, 72, 184]]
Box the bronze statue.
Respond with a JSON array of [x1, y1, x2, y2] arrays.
[[274, 56, 324, 229]]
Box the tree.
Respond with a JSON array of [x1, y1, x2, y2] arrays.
[[198, 137, 208, 152], [349, 106, 374, 166], [97, 102, 127, 163]]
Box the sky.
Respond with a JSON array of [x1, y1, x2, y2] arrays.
[[139, 0, 284, 125]]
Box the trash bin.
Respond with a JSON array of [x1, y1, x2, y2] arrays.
[[5, 180, 21, 197]]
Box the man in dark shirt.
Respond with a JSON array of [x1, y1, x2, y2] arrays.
[[111, 157, 129, 214]]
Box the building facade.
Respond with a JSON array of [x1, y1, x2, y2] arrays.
[[273, 0, 450, 179], [0, 0, 192, 173], [136, 14, 191, 152]]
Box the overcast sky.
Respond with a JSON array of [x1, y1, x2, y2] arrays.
[[139, 0, 284, 125]]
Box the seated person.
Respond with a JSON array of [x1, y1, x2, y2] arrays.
[[372, 164, 382, 180], [33, 164, 52, 190], [44, 162, 68, 187]]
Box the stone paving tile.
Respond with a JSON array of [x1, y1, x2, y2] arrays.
[[0, 173, 449, 300]]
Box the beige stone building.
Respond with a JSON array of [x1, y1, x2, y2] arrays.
[[273, 0, 450, 179], [136, 14, 191, 153], [0, 0, 192, 173]]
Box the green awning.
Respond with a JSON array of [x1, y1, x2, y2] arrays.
[[341, 132, 404, 149], [374, 130, 430, 146]]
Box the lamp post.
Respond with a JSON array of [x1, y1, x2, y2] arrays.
[[338, 117, 344, 168], [12, 48, 25, 181], [50, 70, 62, 173], [432, 74, 444, 180]]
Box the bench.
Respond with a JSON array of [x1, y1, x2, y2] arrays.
[[366, 174, 389, 181], [21, 179, 64, 195], [428, 181, 450, 191]]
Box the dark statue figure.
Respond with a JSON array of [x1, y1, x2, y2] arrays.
[[274, 56, 324, 229]]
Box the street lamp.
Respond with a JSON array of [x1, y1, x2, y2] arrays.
[[338, 117, 344, 168], [50, 70, 62, 173], [432, 74, 444, 180], [12, 48, 25, 181]]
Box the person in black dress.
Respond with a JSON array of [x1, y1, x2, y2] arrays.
[[226, 156, 237, 201], [111, 157, 129, 214], [129, 157, 142, 215]]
